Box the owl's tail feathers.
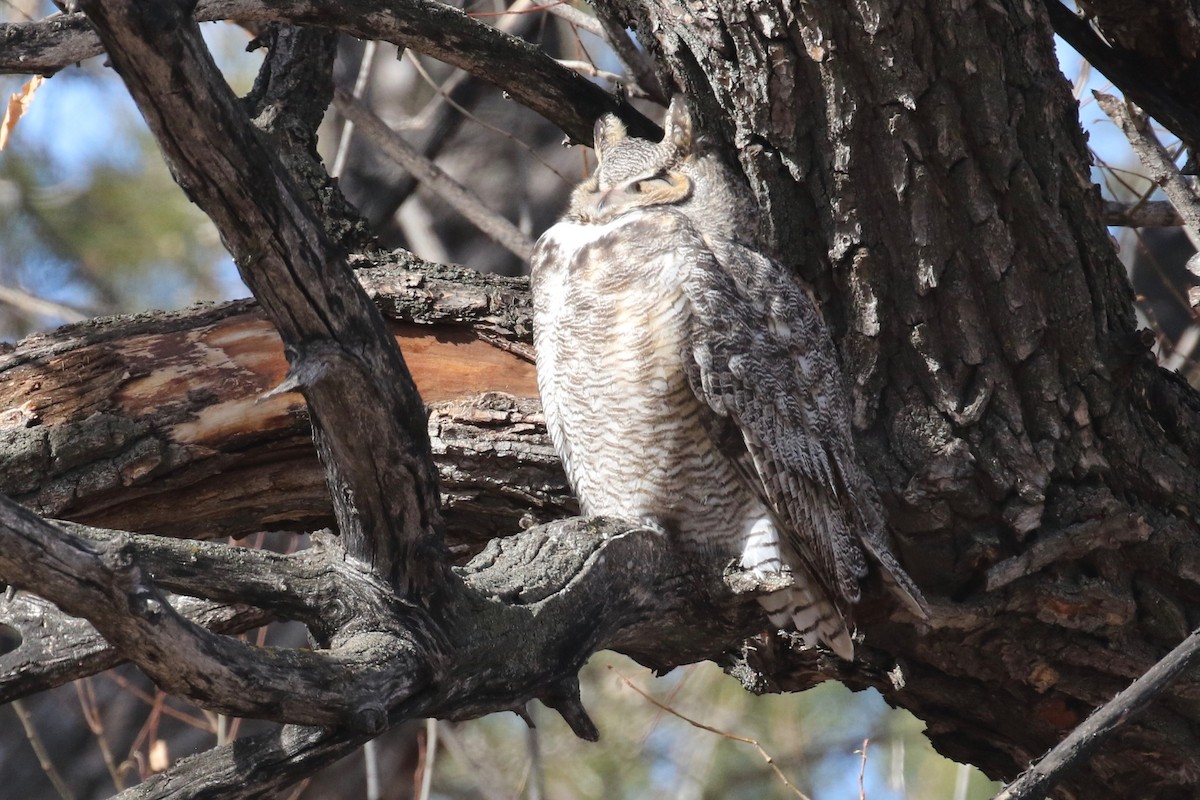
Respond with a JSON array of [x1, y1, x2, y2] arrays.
[[854, 493, 930, 621], [758, 586, 855, 661], [862, 537, 929, 621]]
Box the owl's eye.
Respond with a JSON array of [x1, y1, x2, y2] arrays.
[[631, 172, 672, 193]]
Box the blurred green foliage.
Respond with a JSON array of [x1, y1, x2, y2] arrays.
[[0, 22, 258, 341]]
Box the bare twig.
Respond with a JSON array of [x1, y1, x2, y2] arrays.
[[331, 39, 379, 178], [543, 2, 602, 36], [953, 762, 971, 800], [993, 627, 1200, 800], [856, 738, 869, 800], [0, 283, 87, 323], [544, 2, 667, 103], [611, 667, 812, 800], [74, 678, 125, 791], [1095, 92, 1200, 251], [333, 88, 536, 260], [104, 672, 215, 732], [11, 698, 76, 800], [416, 718, 437, 800], [403, 50, 573, 184], [364, 738, 381, 800], [556, 58, 632, 90], [589, 5, 668, 105], [436, 722, 511, 800], [525, 705, 543, 800]]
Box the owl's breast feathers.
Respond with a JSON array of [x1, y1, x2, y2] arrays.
[[531, 210, 762, 543]]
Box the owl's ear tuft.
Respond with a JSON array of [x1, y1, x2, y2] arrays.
[[663, 95, 693, 153], [593, 114, 627, 159]]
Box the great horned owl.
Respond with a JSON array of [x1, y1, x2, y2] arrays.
[[530, 98, 924, 659]]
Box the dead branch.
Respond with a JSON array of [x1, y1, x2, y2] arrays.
[[1102, 200, 1185, 228], [0, 0, 660, 145], [0, 259, 557, 546], [333, 89, 536, 260], [80, 0, 445, 594], [1095, 92, 1200, 251], [0, 5, 763, 797], [0, 590, 270, 704], [994, 627, 1200, 800], [0, 496, 425, 729]]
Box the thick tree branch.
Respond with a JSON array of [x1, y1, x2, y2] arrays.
[[601, 3, 1200, 796], [6, 0, 1200, 796], [242, 23, 375, 252], [79, 0, 445, 593], [55, 521, 331, 622], [1043, 0, 1200, 156], [0, 496, 427, 729], [114, 724, 370, 800], [0, 259, 557, 547], [3, 509, 774, 798], [0, 0, 659, 145], [0, 591, 271, 703]]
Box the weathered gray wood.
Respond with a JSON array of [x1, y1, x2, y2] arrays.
[[81, 0, 446, 596], [0, 496, 424, 729], [0, 590, 271, 704]]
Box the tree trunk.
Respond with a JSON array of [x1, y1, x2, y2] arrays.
[[595, 1, 1200, 795], [3, 1, 1200, 797]]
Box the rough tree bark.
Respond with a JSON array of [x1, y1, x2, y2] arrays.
[[2, 1, 1200, 799]]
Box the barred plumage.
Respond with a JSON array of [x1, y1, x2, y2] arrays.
[[530, 98, 925, 660]]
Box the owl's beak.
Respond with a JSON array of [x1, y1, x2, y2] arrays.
[[594, 188, 617, 212]]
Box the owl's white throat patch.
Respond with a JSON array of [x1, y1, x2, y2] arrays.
[[537, 217, 640, 260]]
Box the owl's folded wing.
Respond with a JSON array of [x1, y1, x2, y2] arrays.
[[681, 233, 926, 617]]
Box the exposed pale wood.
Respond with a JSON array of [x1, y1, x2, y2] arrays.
[[0, 262, 558, 546]]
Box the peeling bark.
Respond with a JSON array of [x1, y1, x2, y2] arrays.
[[0, 260, 563, 548]]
